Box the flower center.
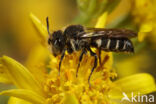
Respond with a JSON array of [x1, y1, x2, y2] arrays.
[[44, 51, 116, 103]]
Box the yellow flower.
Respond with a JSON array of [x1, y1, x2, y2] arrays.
[[1, 56, 156, 104], [0, 13, 156, 104], [131, 0, 156, 43]]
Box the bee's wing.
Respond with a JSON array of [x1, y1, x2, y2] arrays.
[[79, 28, 137, 39]]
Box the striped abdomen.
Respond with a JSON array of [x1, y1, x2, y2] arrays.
[[91, 37, 134, 52]]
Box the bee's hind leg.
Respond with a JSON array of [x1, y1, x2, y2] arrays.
[[87, 47, 98, 86], [98, 48, 102, 65], [59, 49, 66, 76], [76, 49, 86, 77]]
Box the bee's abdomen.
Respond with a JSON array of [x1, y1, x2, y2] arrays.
[[92, 38, 134, 52]]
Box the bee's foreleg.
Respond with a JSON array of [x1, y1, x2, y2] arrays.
[[98, 48, 101, 65], [59, 49, 66, 76], [76, 49, 86, 77], [87, 47, 98, 86]]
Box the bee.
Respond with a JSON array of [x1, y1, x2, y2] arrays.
[[46, 17, 137, 84]]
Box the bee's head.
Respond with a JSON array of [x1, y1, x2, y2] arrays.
[[48, 30, 66, 56]]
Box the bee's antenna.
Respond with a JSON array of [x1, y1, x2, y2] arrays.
[[46, 17, 50, 35]]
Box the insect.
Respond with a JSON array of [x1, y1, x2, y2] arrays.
[[46, 17, 137, 85]]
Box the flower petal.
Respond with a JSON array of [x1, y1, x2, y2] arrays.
[[8, 97, 32, 104], [0, 64, 11, 84], [25, 45, 50, 85], [109, 73, 156, 99], [29, 13, 48, 44], [95, 12, 108, 28], [106, 0, 131, 28], [0, 56, 45, 96], [0, 73, 11, 84], [138, 22, 153, 42], [0, 89, 46, 104]]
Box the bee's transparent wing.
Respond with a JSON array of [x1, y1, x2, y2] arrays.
[[79, 28, 137, 39]]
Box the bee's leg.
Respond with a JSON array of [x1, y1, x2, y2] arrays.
[[59, 49, 66, 76], [98, 48, 102, 65], [87, 47, 98, 85], [76, 49, 86, 77]]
